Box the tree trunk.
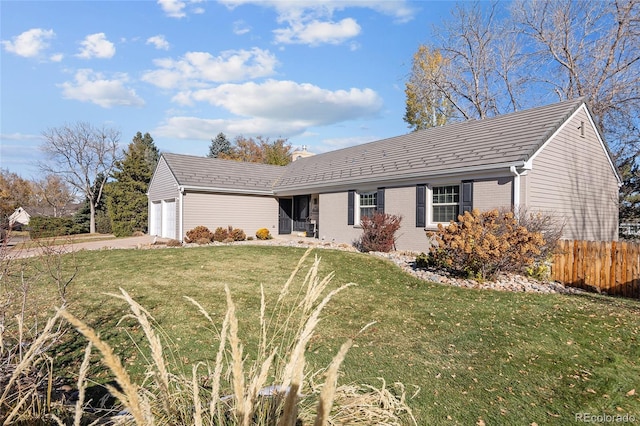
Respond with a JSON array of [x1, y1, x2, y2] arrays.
[[89, 201, 96, 234]]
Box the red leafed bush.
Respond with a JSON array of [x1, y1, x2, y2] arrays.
[[356, 213, 402, 253]]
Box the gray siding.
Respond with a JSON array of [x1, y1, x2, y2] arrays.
[[473, 177, 513, 212], [385, 186, 431, 252], [318, 187, 431, 252], [525, 107, 619, 241], [182, 192, 278, 240], [318, 192, 362, 245], [148, 157, 180, 201]]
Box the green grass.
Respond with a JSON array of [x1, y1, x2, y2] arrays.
[[5, 245, 640, 425]]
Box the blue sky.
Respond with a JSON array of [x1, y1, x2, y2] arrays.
[[1, 0, 455, 178]]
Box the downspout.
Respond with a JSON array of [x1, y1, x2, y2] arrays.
[[510, 162, 532, 210], [179, 185, 185, 242], [510, 166, 522, 209]]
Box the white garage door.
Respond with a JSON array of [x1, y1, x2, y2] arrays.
[[150, 202, 162, 236], [162, 200, 176, 239]]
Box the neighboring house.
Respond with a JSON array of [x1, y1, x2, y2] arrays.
[[148, 98, 621, 251], [8, 203, 83, 230], [9, 207, 31, 229]]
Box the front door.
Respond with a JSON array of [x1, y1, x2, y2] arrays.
[[293, 195, 310, 232], [278, 198, 292, 234]]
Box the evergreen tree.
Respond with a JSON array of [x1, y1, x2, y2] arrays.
[[107, 133, 159, 237], [136, 132, 160, 172], [207, 132, 232, 158]]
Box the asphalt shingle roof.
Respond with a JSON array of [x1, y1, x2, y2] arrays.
[[162, 153, 284, 193], [277, 98, 586, 191], [161, 98, 587, 195]]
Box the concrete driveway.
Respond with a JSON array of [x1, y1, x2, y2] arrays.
[[3, 234, 168, 260]]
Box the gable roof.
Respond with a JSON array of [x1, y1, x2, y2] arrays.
[[276, 97, 590, 192], [159, 98, 617, 196], [161, 153, 284, 194]]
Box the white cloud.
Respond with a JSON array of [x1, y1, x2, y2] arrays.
[[154, 116, 310, 140], [77, 33, 115, 59], [59, 69, 145, 108], [181, 79, 382, 125], [1, 28, 55, 58], [0, 132, 42, 141], [50, 53, 64, 62], [141, 48, 278, 89], [158, 0, 186, 17], [233, 20, 251, 35], [274, 18, 361, 46], [147, 35, 170, 50], [155, 79, 383, 139], [220, 1, 416, 46], [158, 0, 205, 18]]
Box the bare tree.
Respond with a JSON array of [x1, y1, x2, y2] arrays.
[[32, 174, 77, 218], [40, 122, 121, 233], [512, 0, 640, 160], [404, 2, 529, 131], [406, 0, 640, 218]]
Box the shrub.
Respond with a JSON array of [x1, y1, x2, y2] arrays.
[[427, 209, 545, 281], [213, 226, 229, 242], [185, 226, 214, 243], [95, 210, 113, 234], [355, 213, 402, 253], [166, 239, 182, 247], [229, 227, 246, 241], [415, 252, 429, 268], [256, 228, 272, 240], [28, 216, 74, 238]]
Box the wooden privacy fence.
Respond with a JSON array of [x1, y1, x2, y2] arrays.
[[551, 240, 640, 298]]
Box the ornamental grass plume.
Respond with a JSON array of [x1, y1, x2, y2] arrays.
[[6, 248, 415, 425]]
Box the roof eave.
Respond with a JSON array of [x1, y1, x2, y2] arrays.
[[273, 160, 527, 195], [179, 185, 275, 196]]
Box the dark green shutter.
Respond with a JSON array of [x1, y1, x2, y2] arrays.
[[347, 190, 355, 225], [416, 184, 426, 227], [376, 188, 385, 214], [461, 181, 473, 213]]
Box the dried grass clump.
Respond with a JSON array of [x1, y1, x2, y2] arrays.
[[302, 379, 418, 425], [47, 248, 415, 425]]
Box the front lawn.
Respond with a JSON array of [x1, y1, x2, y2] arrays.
[[3, 245, 639, 424]]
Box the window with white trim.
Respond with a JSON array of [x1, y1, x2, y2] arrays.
[[357, 191, 377, 223], [432, 185, 459, 223]]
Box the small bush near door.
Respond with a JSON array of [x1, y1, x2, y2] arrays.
[[256, 228, 272, 240]]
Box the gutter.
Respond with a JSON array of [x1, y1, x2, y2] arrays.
[[274, 160, 529, 195], [180, 185, 274, 196]]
